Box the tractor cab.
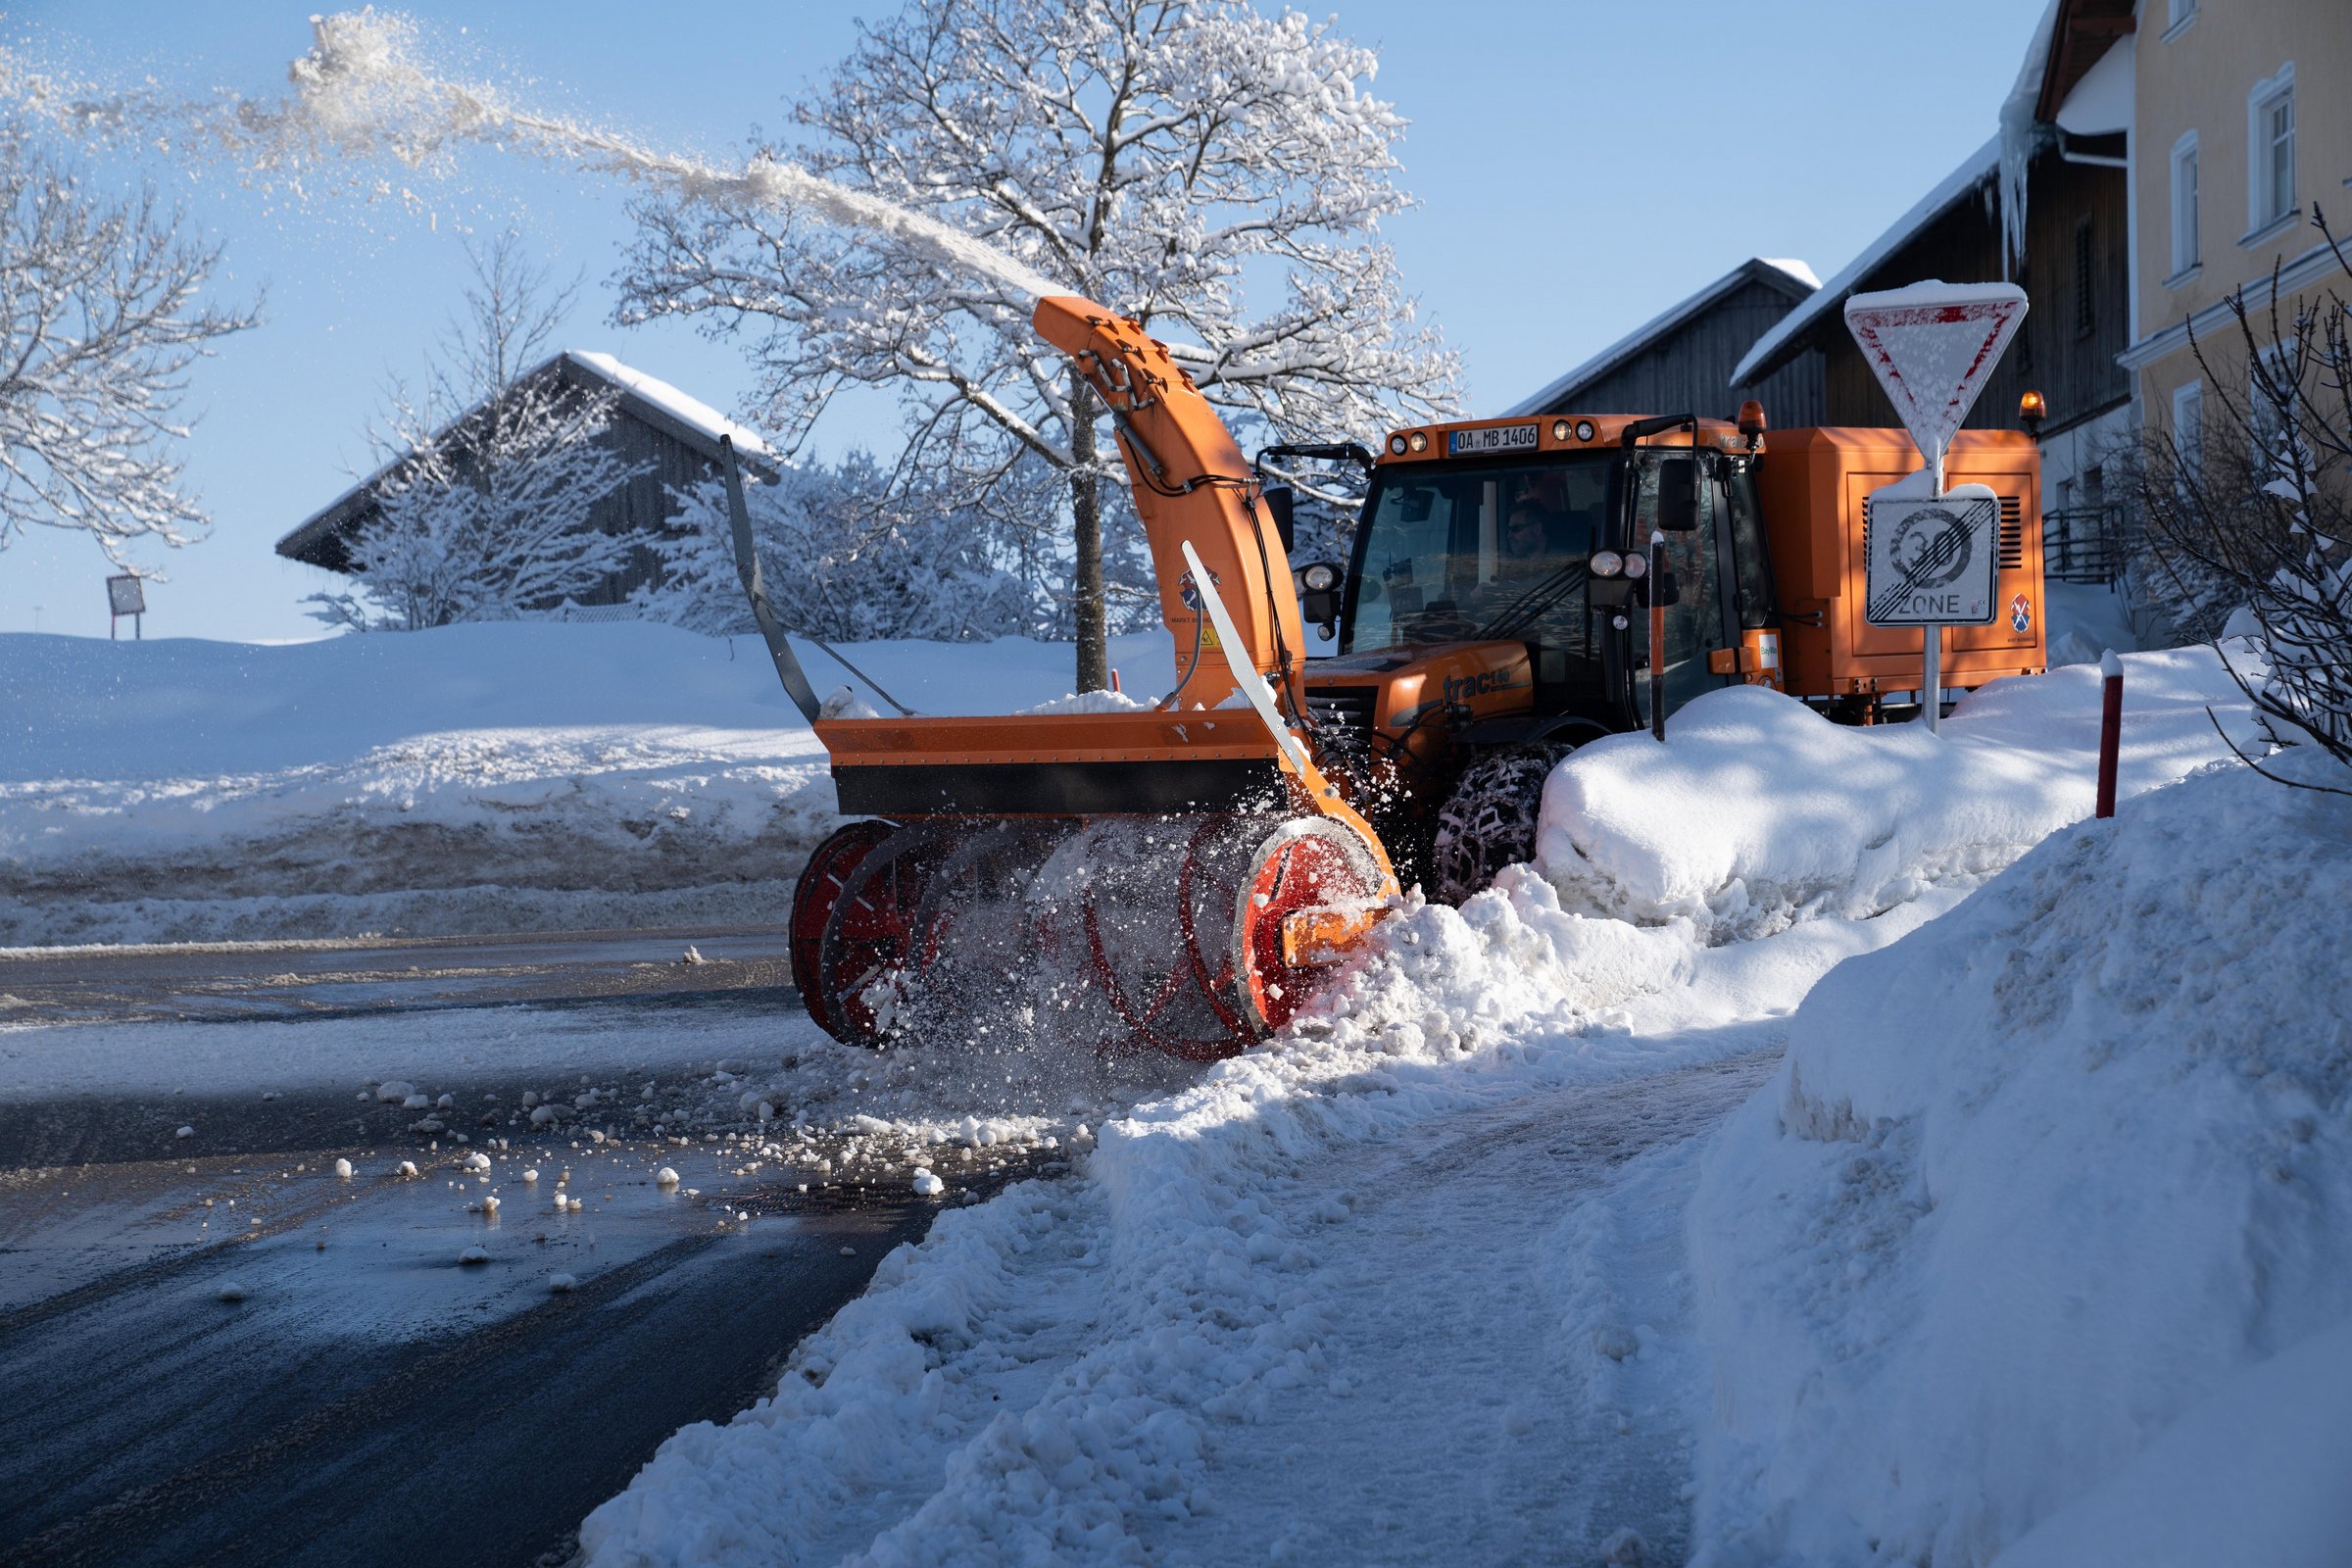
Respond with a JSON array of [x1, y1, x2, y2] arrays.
[[1286, 413, 1780, 763]]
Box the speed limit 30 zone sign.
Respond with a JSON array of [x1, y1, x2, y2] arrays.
[[1865, 485, 2000, 626]]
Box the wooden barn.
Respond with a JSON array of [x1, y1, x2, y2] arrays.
[[275, 351, 775, 612], [1507, 257, 1825, 427]]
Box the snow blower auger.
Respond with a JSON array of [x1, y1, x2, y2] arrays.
[[726, 295, 1400, 1059]]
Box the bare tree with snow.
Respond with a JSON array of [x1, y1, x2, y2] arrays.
[[0, 128, 258, 566], [313, 231, 650, 631], [615, 0, 1459, 688], [2136, 211, 2352, 785]]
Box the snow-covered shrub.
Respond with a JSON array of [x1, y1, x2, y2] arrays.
[[2136, 213, 2352, 775], [634, 449, 1038, 642]]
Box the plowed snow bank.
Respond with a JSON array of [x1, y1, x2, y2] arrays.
[[1687, 747, 2352, 1566], [1539, 648, 2251, 940]]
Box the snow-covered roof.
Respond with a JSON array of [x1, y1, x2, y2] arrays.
[[1505, 257, 1819, 416], [277, 351, 774, 569], [1729, 136, 2001, 389], [563, 351, 774, 462]]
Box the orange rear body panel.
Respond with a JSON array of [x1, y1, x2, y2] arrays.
[[1758, 426, 2048, 698]]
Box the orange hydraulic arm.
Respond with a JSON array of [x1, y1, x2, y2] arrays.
[[1032, 296, 1308, 712]]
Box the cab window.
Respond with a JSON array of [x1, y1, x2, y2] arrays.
[[1347, 454, 1611, 656]]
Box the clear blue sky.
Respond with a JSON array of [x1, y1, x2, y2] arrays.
[[1, 0, 2048, 642]]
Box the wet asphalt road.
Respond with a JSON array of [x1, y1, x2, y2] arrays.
[[0, 930, 1022, 1568]]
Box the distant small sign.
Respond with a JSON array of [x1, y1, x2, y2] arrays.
[[106, 573, 146, 616], [1865, 485, 2000, 627]]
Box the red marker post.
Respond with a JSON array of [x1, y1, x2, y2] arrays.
[[2094, 650, 2123, 819]]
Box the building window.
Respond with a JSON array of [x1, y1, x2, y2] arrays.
[[2172, 380, 2204, 483], [2074, 218, 2095, 339], [2247, 66, 2295, 235], [2170, 132, 2200, 276]]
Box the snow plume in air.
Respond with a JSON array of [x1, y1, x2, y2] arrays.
[[0, 11, 1062, 304]]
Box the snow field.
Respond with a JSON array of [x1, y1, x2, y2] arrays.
[[0, 622, 1175, 947], [1685, 745, 2352, 1567]]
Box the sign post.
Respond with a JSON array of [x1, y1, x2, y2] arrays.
[[1844, 281, 2028, 732], [106, 573, 146, 641]]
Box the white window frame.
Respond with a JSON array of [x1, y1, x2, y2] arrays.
[[2165, 0, 2197, 36], [2169, 131, 2200, 278], [2246, 64, 2295, 237], [2172, 380, 2204, 484]]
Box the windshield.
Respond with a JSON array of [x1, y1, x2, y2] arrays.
[[1345, 453, 1613, 654]]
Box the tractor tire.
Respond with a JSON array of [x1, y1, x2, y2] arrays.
[[1428, 746, 1572, 906]]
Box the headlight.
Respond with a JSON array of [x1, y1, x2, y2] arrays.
[[1575, 418, 1596, 442], [1300, 563, 1339, 592], [1388, 435, 1407, 456], [1590, 550, 1624, 577], [1407, 430, 1429, 453], [1551, 418, 1573, 441], [1623, 552, 1647, 579]]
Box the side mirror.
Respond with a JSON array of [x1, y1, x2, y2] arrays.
[[1262, 485, 1297, 554], [1656, 458, 1698, 532]]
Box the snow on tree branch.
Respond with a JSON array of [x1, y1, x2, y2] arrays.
[[2135, 209, 2352, 786], [0, 128, 258, 567], [313, 232, 651, 631], [614, 0, 1460, 686]]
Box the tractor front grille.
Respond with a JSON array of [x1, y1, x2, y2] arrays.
[[1305, 685, 1381, 749]]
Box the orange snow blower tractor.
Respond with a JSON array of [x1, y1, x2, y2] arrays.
[[735, 295, 2047, 1058]]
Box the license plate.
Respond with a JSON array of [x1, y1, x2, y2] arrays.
[[1448, 423, 1540, 456]]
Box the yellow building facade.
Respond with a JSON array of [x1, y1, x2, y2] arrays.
[[2122, 0, 2352, 453]]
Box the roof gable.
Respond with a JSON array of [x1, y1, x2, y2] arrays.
[[1506, 257, 1819, 416], [1729, 136, 2002, 388], [275, 352, 773, 567]]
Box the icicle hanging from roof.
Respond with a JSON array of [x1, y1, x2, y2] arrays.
[[1996, 0, 2063, 279]]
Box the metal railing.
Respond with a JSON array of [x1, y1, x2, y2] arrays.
[[2042, 504, 2130, 586]]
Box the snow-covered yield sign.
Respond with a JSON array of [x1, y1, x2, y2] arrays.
[[1844, 280, 2028, 733], [1843, 281, 2028, 465], [1865, 483, 2001, 626]]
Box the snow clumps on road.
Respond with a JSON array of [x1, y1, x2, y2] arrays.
[[1685, 747, 2352, 1567]]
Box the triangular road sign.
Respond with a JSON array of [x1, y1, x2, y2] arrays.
[[1843, 281, 2028, 463]]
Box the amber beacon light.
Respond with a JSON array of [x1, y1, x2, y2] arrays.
[[2019, 389, 2046, 434]]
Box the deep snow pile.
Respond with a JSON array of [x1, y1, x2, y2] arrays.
[[1539, 648, 2247, 940], [0, 622, 1174, 946], [1686, 746, 2352, 1567]]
